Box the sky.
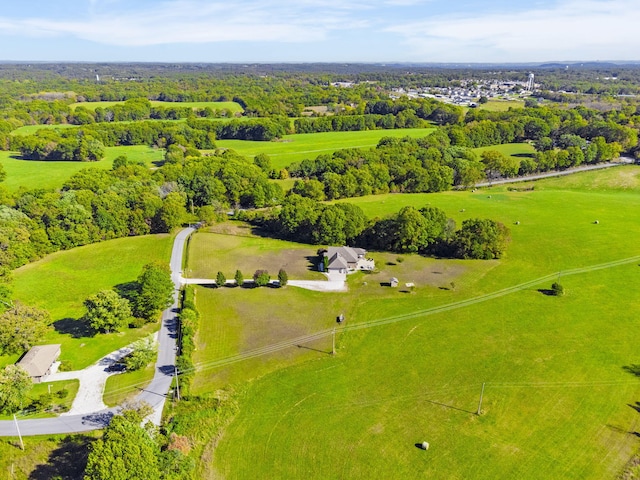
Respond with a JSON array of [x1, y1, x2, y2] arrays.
[[0, 0, 639, 63]]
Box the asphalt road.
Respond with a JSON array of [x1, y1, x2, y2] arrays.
[[0, 226, 196, 437]]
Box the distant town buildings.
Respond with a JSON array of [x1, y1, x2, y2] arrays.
[[389, 78, 539, 106]]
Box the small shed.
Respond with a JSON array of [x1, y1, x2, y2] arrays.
[[390, 277, 399, 288], [16, 344, 61, 383]]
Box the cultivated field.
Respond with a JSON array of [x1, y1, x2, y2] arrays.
[[187, 166, 640, 478], [0, 145, 165, 191], [215, 128, 436, 170]]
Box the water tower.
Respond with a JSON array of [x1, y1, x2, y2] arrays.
[[526, 73, 534, 91]]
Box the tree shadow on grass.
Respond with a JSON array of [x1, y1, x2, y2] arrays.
[[114, 281, 139, 303], [623, 365, 640, 377], [53, 318, 94, 338], [537, 289, 555, 296], [28, 435, 93, 480], [305, 255, 321, 272], [628, 402, 640, 414]]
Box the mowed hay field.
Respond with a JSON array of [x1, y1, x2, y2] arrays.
[[215, 128, 436, 170], [191, 166, 640, 479], [0, 145, 165, 191]]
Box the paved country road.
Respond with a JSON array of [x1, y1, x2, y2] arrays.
[[0, 226, 197, 437]]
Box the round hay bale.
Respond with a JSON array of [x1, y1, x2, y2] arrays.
[[515, 221, 520, 225], [421, 441, 430, 450], [594, 220, 599, 224]]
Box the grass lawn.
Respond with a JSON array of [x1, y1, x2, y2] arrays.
[[0, 432, 97, 479], [8, 234, 172, 370], [185, 228, 325, 281], [103, 362, 156, 407], [69, 100, 244, 113], [0, 145, 165, 191], [473, 142, 536, 159], [184, 166, 640, 478], [0, 379, 80, 421], [214, 128, 436, 170]]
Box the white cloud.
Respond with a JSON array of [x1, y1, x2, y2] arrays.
[[385, 0, 640, 61], [0, 0, 369, 46]]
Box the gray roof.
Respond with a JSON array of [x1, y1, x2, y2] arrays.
[[17, 344, 61, 378], [325, 246, 366, 266], [327, 252, 349, 270]]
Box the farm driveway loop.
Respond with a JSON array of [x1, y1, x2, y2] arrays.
[[49, 345, 134, 416]]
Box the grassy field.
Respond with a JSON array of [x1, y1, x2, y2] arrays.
[[184, 166, 640, 478], [0, 432, 97, 479], [69, 100, 244, 113], [6, 234, 172, 370], [473, 142, 536, 159], [0, 145, 165, 191], [103, 362, 156, 407], [215, 128, 436, 170], [480, 98, 525, 111], [185, 227, 325, 281]]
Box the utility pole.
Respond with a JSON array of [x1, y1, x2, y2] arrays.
[[331, 328, 336, 355], [476, 383, 485, 416], [174, 366, 181, 401], [13, 414, 24, 450]]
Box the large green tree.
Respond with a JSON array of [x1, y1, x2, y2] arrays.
[[133, 263, 174, 321], [453, 218, 511, 260], [0, 302, 51, 355], [84, 290, 131, 334], [0, 365, 32, 414], [84, 408, 161, 480]]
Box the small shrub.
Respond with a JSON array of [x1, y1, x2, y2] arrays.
[[278, 268, 288, 287], [551, 282, 564, 296], [396, 257, 404, 263], [56, 388, 69, 399], [234, 270, 244, 287], [129, 317, 147, 328], [253, 270, 270, 287], [57, 361, 73, 372], [123, 338, 156, 371]]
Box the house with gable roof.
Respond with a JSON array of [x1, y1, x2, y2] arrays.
[[320, 246, 374, 274], [16, 344, 61, 383]]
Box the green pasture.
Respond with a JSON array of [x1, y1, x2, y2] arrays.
[[215, 128, 436, 170], [186, 167, 640, 478], [69, 101, 244, 113], [215, 262, 640, 479], [8, 234, 172, 370], [0, 145, 164, 191], [473, 142, 536, 159], [480, 98, 525, 111], [10, 124, 78, 136]]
